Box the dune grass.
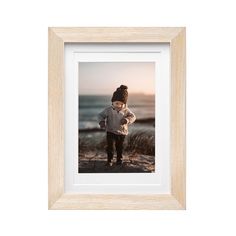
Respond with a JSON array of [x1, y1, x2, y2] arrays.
[[79, 129, 155, 156], [125, 130, 155, 155]]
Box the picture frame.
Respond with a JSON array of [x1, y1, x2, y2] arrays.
[[48, 27, 186, 210]]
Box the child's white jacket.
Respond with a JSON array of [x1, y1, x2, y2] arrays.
[[98, 105, 136, 135]]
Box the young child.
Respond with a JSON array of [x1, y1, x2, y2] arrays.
[[98, 85, 136, 166]]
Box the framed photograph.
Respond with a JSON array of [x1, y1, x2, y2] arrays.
[[48, 27, 186, 210]]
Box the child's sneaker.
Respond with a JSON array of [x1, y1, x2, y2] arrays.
[[105, 161, 113, 167]]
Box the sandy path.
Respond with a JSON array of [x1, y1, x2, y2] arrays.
[[79, 151, 155, 173]]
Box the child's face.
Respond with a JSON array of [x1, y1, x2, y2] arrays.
[[112, 101, 124, 111]]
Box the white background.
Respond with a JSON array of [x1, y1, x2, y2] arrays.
[[0, 0, 236, 236]]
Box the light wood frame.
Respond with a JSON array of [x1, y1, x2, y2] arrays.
[[48, 27, 186, 210]]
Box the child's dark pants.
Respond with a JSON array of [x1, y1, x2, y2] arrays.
[[106, 131, 126, 162]]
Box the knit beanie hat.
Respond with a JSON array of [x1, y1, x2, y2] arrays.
[[111, 85, 128, 104]]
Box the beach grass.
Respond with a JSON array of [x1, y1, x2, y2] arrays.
[[79, 129, 155, 155], [125, 130, 155, 155]]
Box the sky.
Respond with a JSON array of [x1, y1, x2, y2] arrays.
[[78, 62, 155, 95]]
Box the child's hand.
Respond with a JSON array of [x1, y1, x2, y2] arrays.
[[120, 118, 128, 125], [99, 121, 106, 129]]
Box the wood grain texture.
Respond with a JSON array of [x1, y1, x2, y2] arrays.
[[51, 27, 184, 43], [48, 27, 186, 210], [170, 28, 186, 208], [50, 194, 183, 210], [48, 28, 64, 208]]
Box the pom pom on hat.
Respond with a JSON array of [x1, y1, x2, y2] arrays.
[[119, 85, 128, 90]]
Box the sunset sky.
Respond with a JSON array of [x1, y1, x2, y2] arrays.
[[78, 62, 155, 95]]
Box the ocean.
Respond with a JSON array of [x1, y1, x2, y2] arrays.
[[79, 94, 155, 130]]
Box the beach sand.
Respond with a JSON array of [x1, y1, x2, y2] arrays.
[[79, 150, 155, 173]]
